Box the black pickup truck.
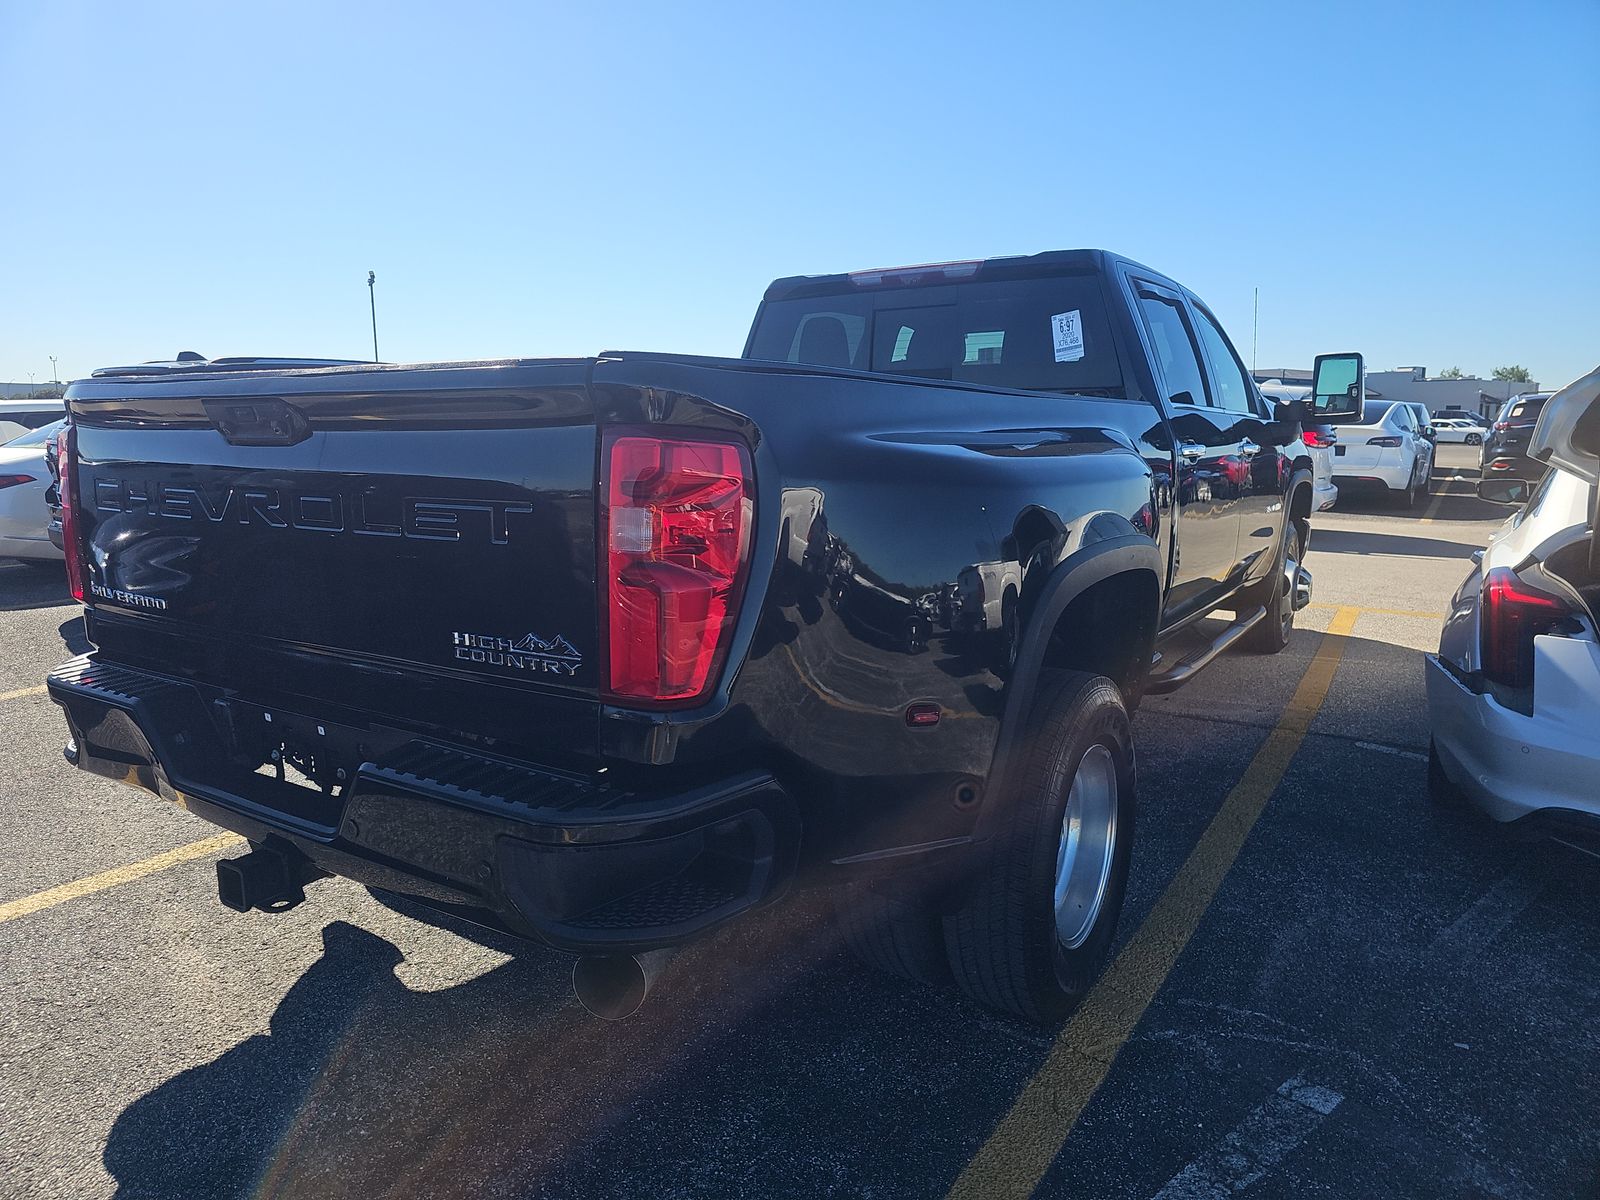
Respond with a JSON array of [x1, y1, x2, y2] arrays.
[[47, 250, 1363, 1022]]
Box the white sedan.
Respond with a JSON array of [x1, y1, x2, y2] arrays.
[[0, 421, 64, 562], [1329, 399, 1435, 508], [1430, 417, 1485, 445], [1426, 365, 1600, 835]]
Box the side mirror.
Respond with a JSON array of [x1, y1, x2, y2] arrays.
[[1477, 477, 1529, 505], [1422, 426, 1436, 440], [1311, 352, 1365, 424]]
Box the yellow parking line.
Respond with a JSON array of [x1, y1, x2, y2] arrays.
[[0, 684, 48, 704], [946, 606, 1360, 1200], [0, 833, 245, 925]]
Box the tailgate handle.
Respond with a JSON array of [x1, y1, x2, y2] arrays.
[[202, 397, 311, 446]]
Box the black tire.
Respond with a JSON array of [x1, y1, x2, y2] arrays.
[[1466, 433, 1482, 446], [1241, 517, 1303, 653], [1396, 468, 1421, 509], [835, 881, 952, 987], [943, 669, 1135, 1024]]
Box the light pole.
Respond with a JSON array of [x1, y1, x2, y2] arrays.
[[49, 355, 58, 386], [367, 271, 379, 362], [26, 371, 35, 396]]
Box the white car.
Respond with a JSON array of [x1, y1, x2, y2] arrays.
[[1430, 417, 1485, 445], [0, 397, 66, 443], [1329, 398, 1435, 508], [0, 421, 64, 562], [1258, 382, 1337, 511], [1426, 365, 1600, 838]]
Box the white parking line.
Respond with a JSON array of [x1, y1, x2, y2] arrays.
[[1354, 740, 1429, 763], [1429, 873, 1545, 964], [1152, 1076, 1344, 1198]]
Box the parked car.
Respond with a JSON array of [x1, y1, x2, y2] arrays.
[[1481, 392, 1553, 480], [46, 249, 1364, 1024], [0, 397, 67, 443], [0, 420, 66, 563], [43, 422, 64, 549], [1427, 366, 1599, 843], [1395, 400, 1438, 443], [1330, 398, 1436, 507], [1260, 382, 1337, 511], [1431, 417, 1484, 445], [1433, 408, 1490, 429]]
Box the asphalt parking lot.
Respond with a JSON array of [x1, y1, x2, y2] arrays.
[[3, 443, 1596, 1200]]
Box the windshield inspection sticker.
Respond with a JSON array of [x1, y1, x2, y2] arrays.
[[1051, 310, 1085, 363]]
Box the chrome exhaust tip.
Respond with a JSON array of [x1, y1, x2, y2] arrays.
[[571, 949, 676, 1020]]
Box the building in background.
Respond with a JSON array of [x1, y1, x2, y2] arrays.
[[0, 382, 65, 399], [1364, 367, 1538, 421], [1253, 367, 1539, 421]]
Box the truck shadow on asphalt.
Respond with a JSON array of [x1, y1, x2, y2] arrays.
[[101, 901, 1021, 1200], [1309, 529, 1481, 560], [0, 561, 71, 611]]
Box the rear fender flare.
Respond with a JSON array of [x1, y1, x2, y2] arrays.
[[975, 534, 1162, 843]]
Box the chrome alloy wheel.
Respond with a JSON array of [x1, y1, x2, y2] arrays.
[[1053, 743, 1119, 949]]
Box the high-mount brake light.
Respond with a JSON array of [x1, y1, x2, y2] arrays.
[[601, 431, 754, 706], [58, 424, 87, 603], [1480, 566, 1575, 688], [848, 259, 982, 287]]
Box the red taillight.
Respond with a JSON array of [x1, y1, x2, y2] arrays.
[[0, 474, 36, 489], [601, 430, 753, 706], [1492, 421, 1510, 432], [1301, 429, 1334, 449], [1366, 435, 1402, 447], [1481, 566, 1574, 688], [57, 424, 86, 603]]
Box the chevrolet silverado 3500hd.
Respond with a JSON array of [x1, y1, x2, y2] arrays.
[[47, 250, 1363, 1022]]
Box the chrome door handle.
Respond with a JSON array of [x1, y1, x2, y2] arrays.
[[1239, 438, 1261, 457], [1177, 441, 1205, 461]]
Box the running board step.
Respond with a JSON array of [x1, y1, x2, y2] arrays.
[[1145, 606, 1267, 695]]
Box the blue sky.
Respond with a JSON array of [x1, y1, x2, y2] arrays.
[[3, 1, 1595, 389]]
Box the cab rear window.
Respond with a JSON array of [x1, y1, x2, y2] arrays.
[[747, 275, 1125, 396]]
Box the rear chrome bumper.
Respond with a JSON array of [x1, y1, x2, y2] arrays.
[[48, 655, 797, 953]]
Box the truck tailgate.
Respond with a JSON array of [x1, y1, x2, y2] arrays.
[[68, 361, 603, 763]]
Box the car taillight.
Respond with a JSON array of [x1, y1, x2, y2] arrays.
[[601, 430, 754, 706], [1366, 435, 1402, 447], [1301, 430, 1334, 448], [0, 474, 36, 489], [1480, 566, 1576, 688], [57, 424, 87, 603], [1492, 421, 1510, 432]]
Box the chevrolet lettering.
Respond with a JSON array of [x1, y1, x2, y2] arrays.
[[92, 478, 534, 544]]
